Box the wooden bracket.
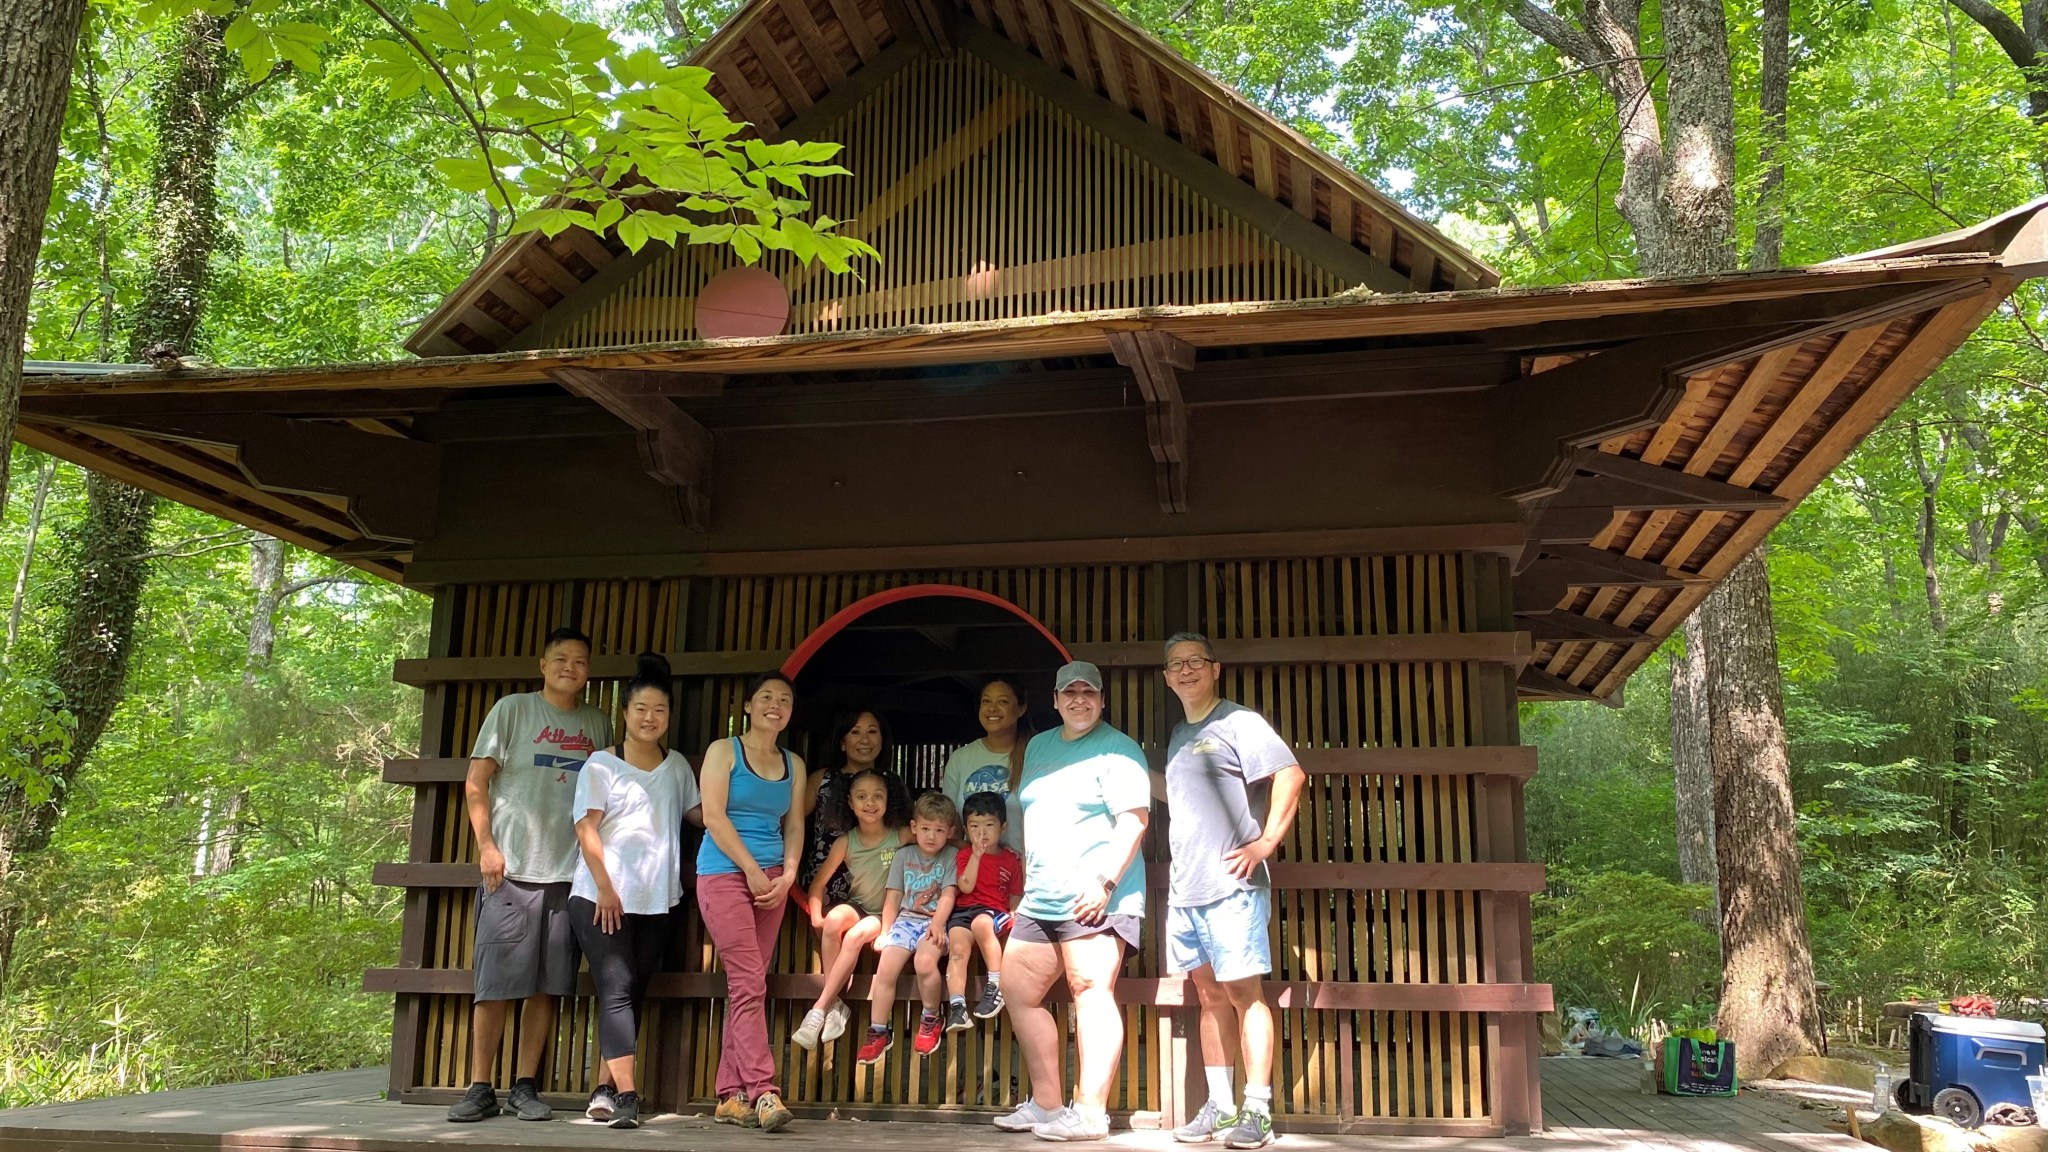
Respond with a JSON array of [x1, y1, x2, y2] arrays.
[[550, 367, 713, 532], [1492, 328, 1807, 504], [62, 413, 439, 542], [1108, 330, 1195, 513]]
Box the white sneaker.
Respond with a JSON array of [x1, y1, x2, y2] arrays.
[[994, 1099, 1059, 1132], [1034, 1107, 1110, 1141], [792, 1007, 827, 1050], [822, 999, 851, 1043]]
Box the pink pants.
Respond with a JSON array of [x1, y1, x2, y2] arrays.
[[696, 867, 786, 1099]]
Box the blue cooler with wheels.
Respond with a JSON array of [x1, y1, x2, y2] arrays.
[[1896, 1012, 2046, 1128]]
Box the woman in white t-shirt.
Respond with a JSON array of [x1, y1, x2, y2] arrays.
[[569, 653, 703, 1129], [940, 677, 1028, 852]]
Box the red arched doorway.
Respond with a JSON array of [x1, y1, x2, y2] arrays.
[[782, 584, 1068, 788]]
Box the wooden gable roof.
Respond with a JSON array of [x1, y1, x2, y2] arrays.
[[403, 0, 1497, 357], [21, 202, 2045, 700]]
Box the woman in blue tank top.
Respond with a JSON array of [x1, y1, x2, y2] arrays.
[[695, 671, 806, 1131]]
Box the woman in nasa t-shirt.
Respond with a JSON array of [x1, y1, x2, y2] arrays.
[[940, 676, 1027, 851]]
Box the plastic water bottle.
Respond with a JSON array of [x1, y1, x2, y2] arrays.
[[1872, 1066, 1892, 1113], [1640, 1057, 1658, 1096]]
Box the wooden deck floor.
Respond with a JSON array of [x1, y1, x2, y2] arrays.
[[0, 1059, 1869, 1152]]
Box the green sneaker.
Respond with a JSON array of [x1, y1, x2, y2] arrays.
[[1223, 1107, 1273, 1149], [1173, 1100, 1234, 1143]]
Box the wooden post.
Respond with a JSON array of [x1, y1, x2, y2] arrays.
[[389, 586, 460, 1100]]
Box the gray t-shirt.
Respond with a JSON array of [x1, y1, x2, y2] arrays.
[[886, 843, 959, 919], [941, 739, 1024, 852], [1163, 700, 1297, 907], [472, 692, 613, 884]]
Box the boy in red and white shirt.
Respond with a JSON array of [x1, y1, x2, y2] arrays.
[[943, 790, 1024, 1029]]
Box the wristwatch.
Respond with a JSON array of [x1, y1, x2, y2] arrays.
[[1094, 873, 1116, 894]]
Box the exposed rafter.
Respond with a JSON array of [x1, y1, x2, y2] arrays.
[[39, 412, 440, 543], [550, 368, 714, 532]]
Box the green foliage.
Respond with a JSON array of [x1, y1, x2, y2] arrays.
[[146, 0, 878, 268], [1533, 868, 1721, 1025]]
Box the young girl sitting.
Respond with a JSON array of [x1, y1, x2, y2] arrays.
[[791, 768, 910, 1050]]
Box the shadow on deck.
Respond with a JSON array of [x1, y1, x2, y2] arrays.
[[0, 1058, 1868, 1152]]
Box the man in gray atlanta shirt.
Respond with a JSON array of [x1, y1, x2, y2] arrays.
[[1159, 632, 1305, 1150]]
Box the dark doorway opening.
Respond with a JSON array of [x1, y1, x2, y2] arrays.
[[783, 585, 1068, 791]]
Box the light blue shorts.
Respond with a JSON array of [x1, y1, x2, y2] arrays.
[[1166, 888, 1273, 982], [881, 913, 936, 953]]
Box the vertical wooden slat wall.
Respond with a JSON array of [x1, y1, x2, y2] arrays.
[[389, 555, 1535, 1136], [559, 54, 1344, 350]]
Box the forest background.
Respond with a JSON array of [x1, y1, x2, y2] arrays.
[[7, 0, 2048, 1105]]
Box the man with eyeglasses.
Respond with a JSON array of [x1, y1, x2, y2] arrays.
[[1159, 632, 1304, 1149]]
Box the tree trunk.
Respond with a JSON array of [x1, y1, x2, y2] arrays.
[[0, 10, 230, 979], [198, 536, 286, 876], [1754, 0, 1790, 271], [1701, 548, 1824, 1076], [0, 0, 89, 517], [1509, 0, 1816, 1070], [1670, 622, 1719, 919], [1908, 422, 1951, 633], [5, 453, 57, 657]]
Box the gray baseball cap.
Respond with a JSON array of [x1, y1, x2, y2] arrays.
[[1053, 660, 1104, 691]]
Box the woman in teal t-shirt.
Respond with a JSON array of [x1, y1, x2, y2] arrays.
[[991, 660, 1150, 1142]]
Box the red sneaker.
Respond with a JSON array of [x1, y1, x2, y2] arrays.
[[857, 1027, 892, 1065], [912, 1013, 944, 1056]]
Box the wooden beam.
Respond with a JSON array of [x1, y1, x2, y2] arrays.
[[1290, 744, 1537, 779], [400, 521, 1530, 584], [777, 0, 848, 85], [362, 964, 1553, 1013], [1491, 328, 1780, 503], [28, 260, 2003, 395], [1067, 632, 1532, 668], [389, 630, 1534, 687], [1515, 608, 1656, 645], [70, 414, 440, 542], [563, 367, 726, 397], [959, 23, 1408, 292], [1107, 329, 1193, 512], [1518, 665, 1612, 705], [1513, 552, 1698, 615], [550, 367, 713, 531], [1573, 450, 1791, 510], [1534, 543, 1693, 585], [382, 757, 470, 783]]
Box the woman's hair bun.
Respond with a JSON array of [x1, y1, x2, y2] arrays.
[[635, 652, 672, 681]]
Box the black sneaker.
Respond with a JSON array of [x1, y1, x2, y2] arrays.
[[973, 979, 1005, 1019], [608, 1091, 641, 1130], [585, 1084, 618, 1122], [506, 1079, 552, 1121], [945, 1001, 973, 1033], [446, 1082, 499, 1123]]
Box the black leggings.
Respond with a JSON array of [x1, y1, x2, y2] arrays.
[[567, 897, 671, 1061]]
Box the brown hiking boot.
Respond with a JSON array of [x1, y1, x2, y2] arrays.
[[715, 1094, 759, 1127]]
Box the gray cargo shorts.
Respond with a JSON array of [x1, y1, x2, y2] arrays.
[[472, 879, 578, 1001]]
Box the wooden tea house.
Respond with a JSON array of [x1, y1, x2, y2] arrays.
[[18, 0, 2048, 1133]]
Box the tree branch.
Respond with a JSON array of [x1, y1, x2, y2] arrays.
[[1947, 0, 2040, 74], [355, 0, 520, 224], [1509, 0, 1602, 66], [1421, 54, 1664, 108]]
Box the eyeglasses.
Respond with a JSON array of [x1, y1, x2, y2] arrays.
[[1165, 657, 1216, 673]]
